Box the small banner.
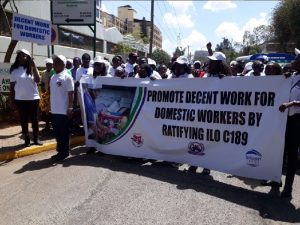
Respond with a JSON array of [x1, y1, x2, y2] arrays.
[[80, 76, 291, 182], [0, 63, 11, 93], [12, 13, 51, 45]]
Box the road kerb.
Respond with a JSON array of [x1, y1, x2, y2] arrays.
[[0, 136, 85, 161]]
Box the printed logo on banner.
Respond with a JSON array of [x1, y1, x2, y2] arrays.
[[188, 142, 205, 156], [246, 149, 262, 167], [131, 133, 144, 147]]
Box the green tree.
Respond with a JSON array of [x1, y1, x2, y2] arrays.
[[272, 0, 300, 51], [215, 38, 238, 62], [1, 0, 18, 63], [151, 49, 171, 65], [111, 42, 133, 55]]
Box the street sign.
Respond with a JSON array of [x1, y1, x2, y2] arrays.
[[51, 0, 95, 25], [12, 13, 51, 45]]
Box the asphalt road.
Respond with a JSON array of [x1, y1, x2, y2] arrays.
[[1, 146, 300, 225]]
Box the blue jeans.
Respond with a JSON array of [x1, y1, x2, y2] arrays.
[[51, 114, 70, 155]]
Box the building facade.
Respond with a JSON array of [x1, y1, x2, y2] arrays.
[[101, 5, 162, 49]]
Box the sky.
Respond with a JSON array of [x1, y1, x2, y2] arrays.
[[101, 0, 279, 56]]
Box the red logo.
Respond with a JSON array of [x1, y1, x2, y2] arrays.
[[131, 133, 143, 147]]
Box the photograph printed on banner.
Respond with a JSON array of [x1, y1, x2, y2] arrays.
[[82, 83, 137, 144]]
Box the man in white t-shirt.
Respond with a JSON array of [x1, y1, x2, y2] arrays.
[[50, 54, 74, 161], [75, 53, 93, 82], [124, 52, 138, 77]]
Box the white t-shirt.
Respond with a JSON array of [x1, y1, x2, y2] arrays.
[[172, 73, 194, 78], [289, 74, 300, 116], [124, 62, 136, 77], [75, 67, 93, 82], [50, 69, 74, 115], [135, 71, 162, 80], [245, 71, 266, 76], [108, 67, 116, 77], [10, 66, 40, 100]]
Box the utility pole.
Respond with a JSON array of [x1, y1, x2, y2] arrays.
[[149, 0, 154, 56]]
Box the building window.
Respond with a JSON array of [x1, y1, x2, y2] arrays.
[[96, 9, 100, 19]]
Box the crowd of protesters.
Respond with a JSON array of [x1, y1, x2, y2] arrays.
[[9, 42, 300, 199]]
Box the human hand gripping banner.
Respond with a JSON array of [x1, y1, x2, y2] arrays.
[[80, 76, 291, 182]]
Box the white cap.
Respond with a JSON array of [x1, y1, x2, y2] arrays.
[[93, 56, 105, 64], [230, 60, 238, 66], [67, 58, 73, 63], [45, 58, 53, 64], [16, 49, 31, 57], [295, 48, 300, 56], [52, 54, 67, 65], [242, 62, 253, 75], [175, 56, 189, 65], [207, 52, 226, 61], [193, 60, 201, 65], [148, 58, 156, 66]]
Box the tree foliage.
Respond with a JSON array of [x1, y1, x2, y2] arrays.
[[215, 38, 238, 62], [111, 42, 133, 55], [151, 49, 171, 65], [272, 0, 300, 51]]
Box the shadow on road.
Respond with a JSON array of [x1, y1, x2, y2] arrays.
[[14, 146, 300, 223]]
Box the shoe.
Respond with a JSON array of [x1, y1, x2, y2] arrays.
[[53, 153, 69, 161], [51, 153, 60, 160], [188, 166, 197, 173], [202, 168, 211, 175], [24, 135, 30, 147], [33, 137, 43, 146], [261, 180, 282, 187], [86, 147, 97, 154], [281, 188, 292, 198]]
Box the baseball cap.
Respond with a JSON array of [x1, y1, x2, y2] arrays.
[[52, 54, 67, 65], [93, 56, 105, 64], [193, 60, 201, 66], [175, 56, 189, 65], [148, 58, 156, 66], [242, 62, 253, 75], [16, 49, 31, 57], [230, 60, 238, 67], [207, 52, 226, 61], [45, 58, 53, 64]]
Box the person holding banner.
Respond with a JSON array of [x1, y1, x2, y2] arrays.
[[10, 49, 42, 147], [279, 49, 300, 198], [50, 54, 74, 161]]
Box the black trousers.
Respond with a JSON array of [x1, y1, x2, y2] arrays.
[[283, 114, 300, 190], [51, 114, 70, 155], [14, 99, 40, 136]]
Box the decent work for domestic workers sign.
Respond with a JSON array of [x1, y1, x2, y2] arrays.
[[12, 13, 51, 45], [0, 63, 11, 93], [80, 76, 291, 182]]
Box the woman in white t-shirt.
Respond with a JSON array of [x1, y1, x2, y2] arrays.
[[10, 49, 42, 147]]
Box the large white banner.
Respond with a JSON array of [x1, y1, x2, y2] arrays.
[[80, 76, 291, 182], [12, 13, 51, 45]]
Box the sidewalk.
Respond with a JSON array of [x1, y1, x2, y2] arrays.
[[0, 122, 85, 161]]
